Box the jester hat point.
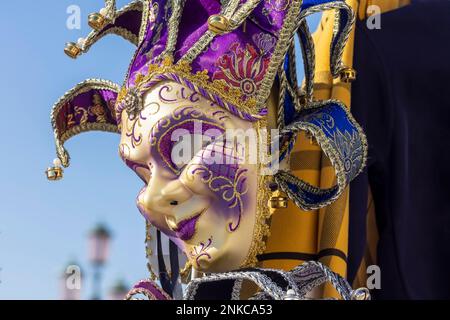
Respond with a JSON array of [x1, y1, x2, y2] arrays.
[[47, 0, 367, 211]]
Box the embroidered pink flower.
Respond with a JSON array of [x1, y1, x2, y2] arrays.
[[213, 43, 270, 98], [253, 33, 276, 54], [268, 0, 291, 11]]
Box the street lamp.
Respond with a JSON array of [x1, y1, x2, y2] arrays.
[[108, 279, 129, 300], [88, 223, 111, 300]]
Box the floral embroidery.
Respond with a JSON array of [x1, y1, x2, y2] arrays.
[[88, 94, 107, 123], [213, 43, 270, 99], [74, 106, 88, 125], [303, 111, 364, 179], [268, 0, 291, 11], [252, 33, 277, 54], [191, 165, 248, 232]]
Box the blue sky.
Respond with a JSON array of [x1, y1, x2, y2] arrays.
[[0, 1, 320, 299]]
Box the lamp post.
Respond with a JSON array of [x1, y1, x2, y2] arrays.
[[88, 223, 111, 300]]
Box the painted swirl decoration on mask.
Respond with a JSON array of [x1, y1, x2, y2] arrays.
[[150, 104, 225, 172], [125, 112, 147, 148], [124, 101, 160, 148], [189, 237, 213, 267], [158, 84, 202, 105], [190, 165, 248, 232]]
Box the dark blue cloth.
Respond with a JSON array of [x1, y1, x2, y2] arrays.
[[349, 0, 450, 299]]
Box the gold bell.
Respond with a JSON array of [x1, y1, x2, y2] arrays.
[[46, 158, 64, 181], [339, 67, 357, 83], [350, 287, 371, 300], [64, 42, 81, 59], [88, 12, 109, 31], [270, 196, 288, 209], [208, 14, 230, 35], [269, 188, 288, 209]]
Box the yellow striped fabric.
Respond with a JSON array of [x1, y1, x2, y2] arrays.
[[261, 0, 410, 298]]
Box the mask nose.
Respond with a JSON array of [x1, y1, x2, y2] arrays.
[[140, 178, 193, 215], [161, 180, 192, 205]]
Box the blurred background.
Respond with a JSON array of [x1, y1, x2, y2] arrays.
[[0, 0, 319, 299]]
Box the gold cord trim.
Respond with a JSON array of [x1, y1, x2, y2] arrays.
[[50, 79, 120, 167], [118, 57, 259, 118]]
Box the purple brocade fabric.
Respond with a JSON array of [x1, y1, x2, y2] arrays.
[[55, 89, 118, 139], [129, 279, 171, 300], [126, 0, 292, 105], [104, 8, 143, 37]]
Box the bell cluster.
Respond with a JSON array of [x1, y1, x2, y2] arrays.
[[64, 0, 117, 59]]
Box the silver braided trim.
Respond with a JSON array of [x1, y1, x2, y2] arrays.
[[181, 0, 262, 64], [269, 268, 303, 297], [184, 272, 287, 300], [156, 0, 187, 61], [229, 0, 262, 27], [278, 65, 302, 128], [104, 0, 117, 21], [50, 79, 120, 168], [275, 169, 341, 211], [287, 41, 299, 98], [290, 261, 353, 299], [256, 0, 302, 108], [231, 279, 244, 300], [120, 0, 151, 89], [185, 261, 359, 300], [181, 31, 216, 64], [223, 0, 241, 16], [274, 99, 368, 211], [297, 1, 355, 77], [138, 0, 151, 44], [277, 67, 287, 129], [80, 0, 143, 55], [286, 81, 298, 105], [297, 19, 315, 104]]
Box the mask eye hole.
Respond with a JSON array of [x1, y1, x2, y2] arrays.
[[171, 133, 212, 171], [121, 156, 152, 184], [154, 118, 225, 174]]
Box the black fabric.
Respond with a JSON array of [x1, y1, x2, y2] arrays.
[[257, 249, 347, 263], [156, 230, 172, 296], [349, 0, 450, 299], [156, 230, 180, 297], [193, 279, 236, 300], [260, 270, 290, 290], [169, 239, 180, 293], [191, 268, 290, 300]]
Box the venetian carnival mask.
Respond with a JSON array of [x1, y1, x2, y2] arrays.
[[119, 81, 274, 272], [47, 0, 366, 277]]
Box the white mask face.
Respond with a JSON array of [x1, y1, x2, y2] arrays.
[[119, 81, 271, 272]]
